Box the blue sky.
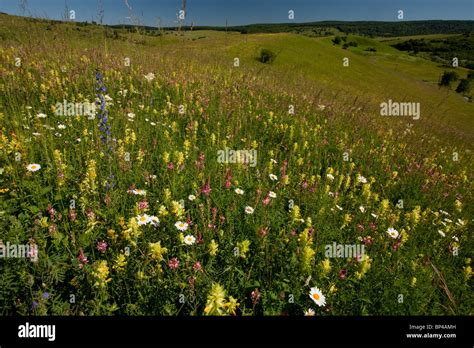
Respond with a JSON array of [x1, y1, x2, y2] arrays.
[[0, 0, 473, 26]]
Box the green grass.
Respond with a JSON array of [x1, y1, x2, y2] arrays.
[[0, 14, 472, 316]]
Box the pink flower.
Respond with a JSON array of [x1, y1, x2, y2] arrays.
[[68, 209, 77, 222], [201, 178, 211, 196], [167, 162, 174, 170], [262, 196, 271, 206], [251, 288, 261, 305], [138, 200, 148, 210], [78, 249, 88, 269], [193, 261, 203, 272], [96, 241, 108, 253], [339, 269, 348, 280], [168, 257, 179, 270]]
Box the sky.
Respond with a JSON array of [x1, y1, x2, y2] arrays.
[[0, 0, 473, 27]]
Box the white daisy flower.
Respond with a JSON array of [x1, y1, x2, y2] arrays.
[[269, 174, 278, 181], [309, 287, 326, 307], [387, 227, 399, 239], [188, 195, 196, 201], [137, 214, 151, 226], [127, 112, 135, 119], [26, 163, 41, 172], [184, 235, 196, 245], [268, 191, 277, 198], [36, 112, 47, 118], [175, 221, 188, 231], [57, 124, 66, 129], [234, 188, 244, 195], [244, 206, 254, 214], [304, 308, 315, 316], [326, 174, 335, 181]]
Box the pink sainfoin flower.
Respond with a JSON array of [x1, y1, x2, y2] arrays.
[[201, 178, 211, 196], [96, 241, 108, 253], [78, 249, 88, 269], [138, 200, 148, 211], [193, 261, 203, 272], [168, 258, 179, 270], [251, 288, 261, 306], [224, 169, 232, 189]]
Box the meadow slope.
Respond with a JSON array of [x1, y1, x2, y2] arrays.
[[0, 15, 473, 315]]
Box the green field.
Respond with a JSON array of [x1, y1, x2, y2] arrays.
[[0, 14, 473, 316]]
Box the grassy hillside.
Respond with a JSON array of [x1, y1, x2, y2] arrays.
[[0, 14, 472, 316]]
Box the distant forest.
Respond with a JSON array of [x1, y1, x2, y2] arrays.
[[107, 20, 474, 37], [391, 34, 474, 69]]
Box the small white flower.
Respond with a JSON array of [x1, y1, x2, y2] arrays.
[[357, 175, 367, 184], [36, 112, 47, 118], [371, 213, 378, 219], [104, 95, 113, 102], [144, 72, 156, 82], [150, 122, 156, 126], [326, 174, 335, 181], [244, 206, 254, 214], [188, 195, 196, 201], [127, 112, 135, 119], [150, 216, 160, 227], [234, 188, 244, 195], [268, 191, 277, 198], [131, 189, 146, 196], [32, 132, 41, 137], [335, 204, 343, 211], [184, 235, 196, 245], [175, 221, 189, 231], [317, 104, 326, 111], [309, 287, 326, 307], [57, 124, 66, 129], [359, 206, 366, 213], [269, 174, 278, 181], [26, 163, 41, 172], [438, 230, 446, 237], [304, 308, 315, 316], [270, 159, 277, 164], [387, 227, 399, 239]]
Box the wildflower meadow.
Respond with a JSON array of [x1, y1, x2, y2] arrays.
[[0, 8, 473, 318]]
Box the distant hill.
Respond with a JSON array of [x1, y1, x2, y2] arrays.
[[109, 20, 474, 37]]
